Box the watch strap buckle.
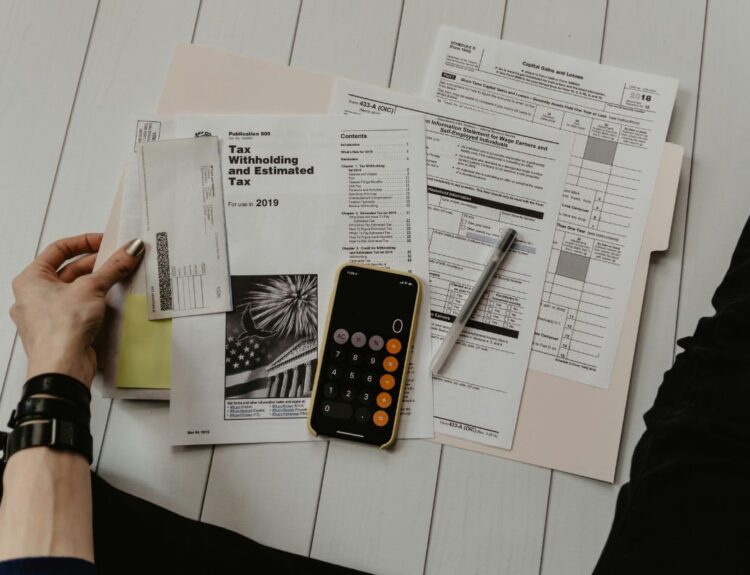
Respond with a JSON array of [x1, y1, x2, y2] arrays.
[[48, 418, 58, 446], [2, 418, 93, 464]]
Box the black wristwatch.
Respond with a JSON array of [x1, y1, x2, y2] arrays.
[[3, 419, 93, 464]]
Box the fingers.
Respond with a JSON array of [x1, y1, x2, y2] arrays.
[[57, 253, 98, 282], [36, 233, 103, 271], [87, 238, 145, 294]]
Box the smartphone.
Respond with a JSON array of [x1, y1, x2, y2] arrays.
[[307, 264, 421, 448]]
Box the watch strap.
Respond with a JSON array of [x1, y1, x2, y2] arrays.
[[22, 373, 91, 408], [9, 396, 90, 429], [3, 419, 93, 463]]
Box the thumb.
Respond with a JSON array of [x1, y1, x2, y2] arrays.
[[89, 238, 145, 294]]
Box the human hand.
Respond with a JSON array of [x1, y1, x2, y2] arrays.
[[10, 234, 144, 387]]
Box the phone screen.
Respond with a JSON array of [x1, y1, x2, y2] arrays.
[[309, 265, 419, 446]]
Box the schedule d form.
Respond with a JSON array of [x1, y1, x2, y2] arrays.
[[332, 80, 572, 448], [424, 27, 678, 388]]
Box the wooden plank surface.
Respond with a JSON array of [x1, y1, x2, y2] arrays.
[[289, 3, 448, 573], [677, 0, 750, 340], [540, 1, 707, 573], [426, 448, 549, 575], [0, 0, 96, 395], [423, 2, 605, 574], [192, 0, 331, 555], [29, 0, 206, 510], [292, 0, 403, 85], [0, 1, 727, 572], [201, 442, 328, 556], [312, 440, 441, 575], [96, 401, 212, 518], [193, 0, 301, 61], [390, 0, 506, 94], [502, 0, 606, 60]]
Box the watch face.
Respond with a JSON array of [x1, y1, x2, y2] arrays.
[[310, 265, 419, 446]]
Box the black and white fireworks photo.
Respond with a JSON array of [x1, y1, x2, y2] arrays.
[[224, 275, 318, 401]]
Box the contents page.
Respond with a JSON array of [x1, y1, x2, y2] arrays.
[[169, 114, 432, 444], [423, 27, 678, 389], [332, 81, 571, 448]]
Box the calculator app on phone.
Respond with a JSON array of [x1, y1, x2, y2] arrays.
[[307, 264, 421, 448]]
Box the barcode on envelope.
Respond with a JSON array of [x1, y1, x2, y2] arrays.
[[155, 232, 173, 311]]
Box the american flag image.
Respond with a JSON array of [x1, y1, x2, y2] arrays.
[[224, 274, 317, 398], [224, 328, 272, 375]]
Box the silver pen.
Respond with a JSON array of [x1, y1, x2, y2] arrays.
[[430, 228, 518, 375]]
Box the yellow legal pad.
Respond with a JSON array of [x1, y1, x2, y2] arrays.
[[116, 294, 172, 389]]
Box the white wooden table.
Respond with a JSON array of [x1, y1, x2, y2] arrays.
[[1, 1, 747, 573]]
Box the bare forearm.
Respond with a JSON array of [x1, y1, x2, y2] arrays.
[[0, 235, 142, 563], [0, 448, 93, 561]]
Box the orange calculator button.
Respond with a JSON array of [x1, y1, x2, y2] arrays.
[[373, 410, 389, 427], [379, 374, 395, 390], [376, 392, 392, 408], [383, 356, 399, 372], [386, 338, 402, 354]]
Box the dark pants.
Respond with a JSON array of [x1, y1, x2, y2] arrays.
[[0, 461, 365, 574], [595, 216, 750, 574], [88, 473, 365, 574]]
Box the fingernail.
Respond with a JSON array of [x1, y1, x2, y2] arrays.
[[126, 238, 145, 257]]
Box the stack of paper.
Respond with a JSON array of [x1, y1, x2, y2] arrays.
[[96, 26, 678, 472]]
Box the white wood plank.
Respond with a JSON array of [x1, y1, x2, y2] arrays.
[[291, 0, 403, 85], [389, 0, 506, 95], [193, 0, 301, 60], [425, 448, 549, 575], [677, 0, 750, 340], [31, 0, 205, 510], [37, 0, 199, 249], [424, 3, 605, 574], [192, 0, 330, 555], [294, 3, 444, 572], [0, 0, 96, 395], [603, 0, 706, 479], [502, 0, 606, 61], [93, 0, 209, 513], [201, 442, 328, 555], [542, 474, 614, 573], [311, 440, 442, 574], [95, 401, 211, 519], [428, 0, 604, 574], [394, 2, 551, 574], [540, 2, 707, 573]]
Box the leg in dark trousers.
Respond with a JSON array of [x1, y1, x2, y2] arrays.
[[89, 474, 367, 574], [0, 465, 367, 574], [595, 216, 750, 574]]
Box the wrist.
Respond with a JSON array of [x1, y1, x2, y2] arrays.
[[26, 354, 93, 388]]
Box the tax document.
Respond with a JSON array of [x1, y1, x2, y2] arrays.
[[169, 114, 433, 444], [332, 80, 572, 448], [423, 27, 678, 389]]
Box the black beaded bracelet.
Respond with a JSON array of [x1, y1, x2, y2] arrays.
[[22, 373, 91, 408], [9, 396, 91, 429]]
